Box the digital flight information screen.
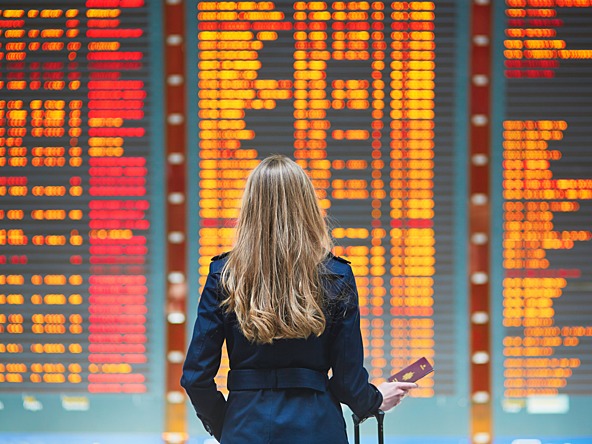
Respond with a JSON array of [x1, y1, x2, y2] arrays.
[[1, 1, 592, 443], [491, 1, 592, 443], [187, 1, 470, 441], [0, 0, 165, 439]]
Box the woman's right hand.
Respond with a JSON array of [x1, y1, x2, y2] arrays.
[[377, 381, 418, 411]]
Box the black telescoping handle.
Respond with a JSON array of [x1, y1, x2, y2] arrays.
[[354, 414, 360, 444], [375, 409, 385, 444], [352, 410, 385, 444]]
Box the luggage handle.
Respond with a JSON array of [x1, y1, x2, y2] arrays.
[[352, 410, 385, 444]]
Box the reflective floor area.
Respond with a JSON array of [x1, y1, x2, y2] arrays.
[[1, 434, 590, 444]]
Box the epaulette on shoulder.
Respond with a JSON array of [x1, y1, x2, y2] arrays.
[[211, 251, 230, 261], [333, 255, 351, 264]]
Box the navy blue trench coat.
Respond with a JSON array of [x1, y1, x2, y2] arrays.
[[181, 252, 382, 443]]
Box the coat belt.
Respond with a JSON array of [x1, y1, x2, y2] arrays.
[[227, 368, 328, 392]]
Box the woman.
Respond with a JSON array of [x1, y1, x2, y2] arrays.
[[181, 155, 416, 443]]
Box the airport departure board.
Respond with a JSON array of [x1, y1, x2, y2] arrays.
[[188, 0, 469, 440], [0, 0, 165, 435], [492, 1, 592, 442], [1, 1, 592, 443], [194, 0, 459, 394]]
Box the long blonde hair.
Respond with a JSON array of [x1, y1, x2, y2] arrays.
[[220, 155, 333, 344]]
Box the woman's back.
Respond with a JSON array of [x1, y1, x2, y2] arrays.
[[182, 251, 381, 443], [181, 155, 413, 443]]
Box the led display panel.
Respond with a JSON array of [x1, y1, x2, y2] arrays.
[[188, 1, 470, 440], [0, 1, 165, 437], [492, 1, 592, 442]]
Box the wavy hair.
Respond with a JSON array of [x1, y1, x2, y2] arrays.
[[220, 155, 333, 344]]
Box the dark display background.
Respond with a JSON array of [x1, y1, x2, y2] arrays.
[[491, 1, 592, 442], [187, 1, 469, 441], [0, 0, 166, 436], [0, 1, 591, 443]]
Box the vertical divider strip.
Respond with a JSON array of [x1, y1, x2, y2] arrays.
[[163, 1, 188, 442]]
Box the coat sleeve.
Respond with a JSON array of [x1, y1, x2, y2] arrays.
[[328, 265, 383, 419], [181, 263, 227, 440]]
